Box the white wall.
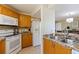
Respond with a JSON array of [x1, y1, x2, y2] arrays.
[[41, 5, 55, 36], [41, 5, 55, 53]]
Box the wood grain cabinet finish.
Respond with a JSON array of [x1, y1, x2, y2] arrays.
[[55, 42, 72, 54], [43, 38, 72, 54], [22, 32, 32, 48], [19, 14, 31, 28], [0, 39, 5, 54], [43, 38, 55, 54], [0, 5, 18, 18]]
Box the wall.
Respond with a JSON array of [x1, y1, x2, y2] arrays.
[[41, 5, 55, 35], [56, 17, 79, 30], [41, 5, 55, 53]]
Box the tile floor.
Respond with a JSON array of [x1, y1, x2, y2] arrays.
[[19, 46, 41, 54]]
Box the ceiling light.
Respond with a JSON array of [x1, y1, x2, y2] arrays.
[[65, 12, 76, 16], [66, 18, 73, 23]]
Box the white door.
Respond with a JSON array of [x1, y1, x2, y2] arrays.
[[31, 20, 41, 46]]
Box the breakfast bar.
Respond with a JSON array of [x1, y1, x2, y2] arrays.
[[43, 33, 79, 54]]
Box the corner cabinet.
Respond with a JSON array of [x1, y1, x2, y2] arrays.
[[43, 38, 72, 54], [19, 14, 31, 28]]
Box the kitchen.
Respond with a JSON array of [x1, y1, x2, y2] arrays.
[[0, 4, 41, 54], [43, 4, 79, 54], [1, 4, 79, 54]]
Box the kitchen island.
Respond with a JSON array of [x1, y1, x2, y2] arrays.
[[43, 33, 79, 54]]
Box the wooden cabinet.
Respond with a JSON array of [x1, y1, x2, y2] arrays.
[[25, 16, 31, 28], [22, 32, 32, 48], [43, 38, 55, 54], [55, 42, 72, 54], [0, 39, 5, 54], [19, 14, 31, 28], [0, 5, 18, 18], [43, 38, 72, 54]]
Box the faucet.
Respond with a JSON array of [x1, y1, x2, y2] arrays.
[[64, 26, 70, 42]]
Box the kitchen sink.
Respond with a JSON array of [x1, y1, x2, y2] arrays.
[[58, 35, 79, 45]]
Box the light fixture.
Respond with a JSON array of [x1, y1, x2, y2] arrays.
[[65, 12, 76, 16], [66, 18, 73, 23]]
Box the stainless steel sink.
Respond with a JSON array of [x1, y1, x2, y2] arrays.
[[58, 36, 78, 45]]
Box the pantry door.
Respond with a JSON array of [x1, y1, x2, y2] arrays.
[[31, 20, 41, 46]]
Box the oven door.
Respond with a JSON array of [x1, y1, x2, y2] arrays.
[[5, 35, 21, 54]]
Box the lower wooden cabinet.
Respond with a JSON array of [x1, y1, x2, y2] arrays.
[[43, 38, 72, 54], [55, 42, 72, 54], [43, 38, 55, 54], [22, 32, 32, 48], [0, 39, 5, 54]]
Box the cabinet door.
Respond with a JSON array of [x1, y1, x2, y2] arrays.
[[22, 33, 32, 48], [25, 16, 31, 28], [19, 14, 31, 28], [0, 40, 5, 54], [19, 15, 26, 27], [43, 38, 49, 54], [43, 38, 55, 54], [1, 5, 18, 18], [55, 42, 71, 54], [0, 5, 2, 13]]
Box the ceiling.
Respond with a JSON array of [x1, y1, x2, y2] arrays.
[[55, 4, 79, 21], [8, 4, 79, 20], [8, 4, 41, 18]]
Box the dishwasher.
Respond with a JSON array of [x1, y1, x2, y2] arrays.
[[72, 49, 79, 54]]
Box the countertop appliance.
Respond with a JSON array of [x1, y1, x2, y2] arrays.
[[19, 27, 30, 33], [13, 28, 19, 35]]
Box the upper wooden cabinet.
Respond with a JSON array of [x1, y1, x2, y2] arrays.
[[0, 5, 19, 18], [19, 14, 31, 28]]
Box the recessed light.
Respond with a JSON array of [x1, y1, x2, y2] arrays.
[[66, 18, 73, 23]]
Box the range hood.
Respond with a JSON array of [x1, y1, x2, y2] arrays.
[[0, 14, 18, 26]]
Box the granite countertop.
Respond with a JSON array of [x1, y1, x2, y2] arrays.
[[43, 33, 79, 51]]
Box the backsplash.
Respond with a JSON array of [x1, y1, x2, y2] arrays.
[[0, 26, 15, 29]]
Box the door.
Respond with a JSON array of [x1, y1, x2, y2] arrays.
[[31, 20, 41, 46]]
